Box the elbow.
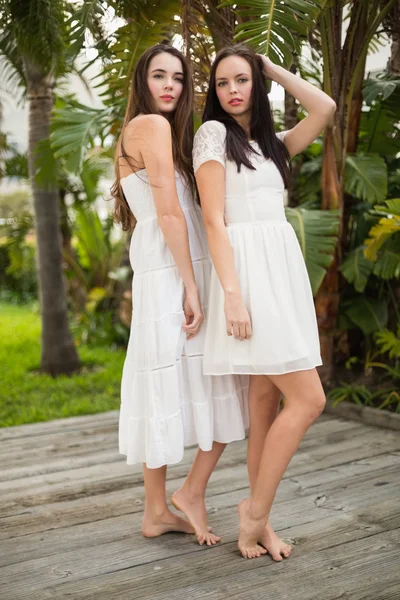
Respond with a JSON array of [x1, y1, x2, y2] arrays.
[[324, 98, 337, 117]]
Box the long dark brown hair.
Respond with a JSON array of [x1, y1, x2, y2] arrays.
[[112, 44, 195, 232], [203, 44, 291, 187]]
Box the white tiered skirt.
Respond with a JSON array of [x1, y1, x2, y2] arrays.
[[119, 207, 248, 469], [203, 220, 322, 375]]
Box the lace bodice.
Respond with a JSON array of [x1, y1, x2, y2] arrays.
[[192, 120, 289, 225], [193, 120, 287, 174]]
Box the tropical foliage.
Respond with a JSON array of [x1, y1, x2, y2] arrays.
[[1, 0, 399, 414]]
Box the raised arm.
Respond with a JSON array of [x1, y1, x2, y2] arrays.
[[124, 114, 202, 338], [194, 124, 252, 341], [260, 56, 336, 157]]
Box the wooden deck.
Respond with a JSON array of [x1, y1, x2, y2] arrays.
[[0, 411, 400, 600]]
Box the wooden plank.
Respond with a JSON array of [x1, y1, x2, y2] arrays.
[[1, 429, 399, 540], [0, 415, 359, 472], [325, 400, 400, 432], [0, 411, 119, 441], [0, 420, 369, 508], [1, 467, 399, 596], [6, 527, 398, 600]]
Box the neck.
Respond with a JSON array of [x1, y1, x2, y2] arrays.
[[232, 111, 251, 136]]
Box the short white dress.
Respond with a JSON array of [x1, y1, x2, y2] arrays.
[[118, 168, 248, 469], [193, 120, 322, 376]]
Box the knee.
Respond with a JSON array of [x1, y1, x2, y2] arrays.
[[308, 391, 326, 421]]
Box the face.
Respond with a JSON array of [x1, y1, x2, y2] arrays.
[[147, 52, 184, 115], [215, 55, 253, 118]]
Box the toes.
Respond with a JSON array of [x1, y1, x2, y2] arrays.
[[271, 552, 283, 562], [257, 544, 267, 555]]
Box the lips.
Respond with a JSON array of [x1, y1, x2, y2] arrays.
[[160, 95, 174, 101], [228, 98, 242, 105]]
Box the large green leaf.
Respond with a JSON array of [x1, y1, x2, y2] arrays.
[[363, 74, 400, 105], [340, 246, 375, 293], [220, 0, 327, 66], [344, 154, 387, 204], [364, 199, 400, 261], [285, 207, 339, 295], [358, 83, 400, 156], [50, 99, 113, 173], [372, 236, 400, 280], [341, 296, 388, 335]]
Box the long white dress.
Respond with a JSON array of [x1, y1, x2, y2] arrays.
[[118, 168, 248, 469], [193, 120, 322, 376]]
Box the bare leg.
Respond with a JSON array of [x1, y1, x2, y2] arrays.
[[247, 375, 292, 561], [142, 465, 194, 537], [172, 442, 225, 545], [238, 368, 326, 558]]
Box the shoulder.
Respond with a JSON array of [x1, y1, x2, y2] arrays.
[[125, 114, 171, 139], [195, 120, 226, 141], [275, 130, 288, 142], [193, 121, 227, 173]]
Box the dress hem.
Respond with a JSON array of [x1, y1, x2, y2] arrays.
[[203, 359, 323, 377], [120, 431, 248, 469]]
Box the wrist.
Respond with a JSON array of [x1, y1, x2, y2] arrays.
[[224, 286, 242, 298], [269, 64, 285, 84], [185, 283, 198, 295]]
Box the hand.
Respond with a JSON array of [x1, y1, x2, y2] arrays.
[[257, 54, 277, 80], [183, 288, 204, 340], [224, 292, 252, 341]]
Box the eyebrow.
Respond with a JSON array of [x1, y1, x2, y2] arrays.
[[151, 68, 184, 76], [216, 73, 250, 81]]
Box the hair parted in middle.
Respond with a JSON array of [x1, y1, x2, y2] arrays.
[[112, 43, 195, 232], [203, 44, 291, 187]]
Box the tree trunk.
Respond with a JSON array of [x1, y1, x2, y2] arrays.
[[25, 59, 80, 375], [388, 34, 400, 74]]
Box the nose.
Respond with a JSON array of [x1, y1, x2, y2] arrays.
[[164, 78, 173, 90], [229, 82, 238, 94]]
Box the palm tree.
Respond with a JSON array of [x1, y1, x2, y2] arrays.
[[0, 0, 80, 374]]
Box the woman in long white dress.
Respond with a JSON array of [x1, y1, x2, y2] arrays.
[[193, 45, 336, 558], [112, 44, 248, 545]]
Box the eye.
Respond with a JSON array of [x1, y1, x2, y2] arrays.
[[217, 81, 227, 87], [238, 78, 248, 83], [154, 74, 163, 79], [175, 78, 184, 84]]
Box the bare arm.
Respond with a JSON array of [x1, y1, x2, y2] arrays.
[[196, 161, 252, 341], [124, 115, 202, 337], [260, 56, 336, 157]]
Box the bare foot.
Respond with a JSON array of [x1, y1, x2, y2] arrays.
[[238, 498, 268, 559], [142, 508, 194, 537], [171, 488, 221, 546], [259, 522, 292, 561]]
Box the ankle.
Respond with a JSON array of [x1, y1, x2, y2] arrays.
[[178, 481, 205, 501], [144, 503, 168, 520], [248, 499, 268, 522]]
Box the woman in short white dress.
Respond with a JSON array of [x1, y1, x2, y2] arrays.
[[193, 45, 336, 558], [112, 45, 248, 545]]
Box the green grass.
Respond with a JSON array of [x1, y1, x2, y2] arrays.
[[0, 303, 125, 427]]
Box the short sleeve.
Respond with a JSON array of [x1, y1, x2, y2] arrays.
[[276, 130, 288, 142], [193, 120, 227, 173]]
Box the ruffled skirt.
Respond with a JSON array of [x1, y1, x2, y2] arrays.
[[119, 207, 249, 468]]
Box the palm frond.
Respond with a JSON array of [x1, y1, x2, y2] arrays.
[[364, 199, 400, 261], [340, 246, 375, 293], [285, 206, 340, 295], [344, 154, 387, 204], [220, 0, 327, 66]]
